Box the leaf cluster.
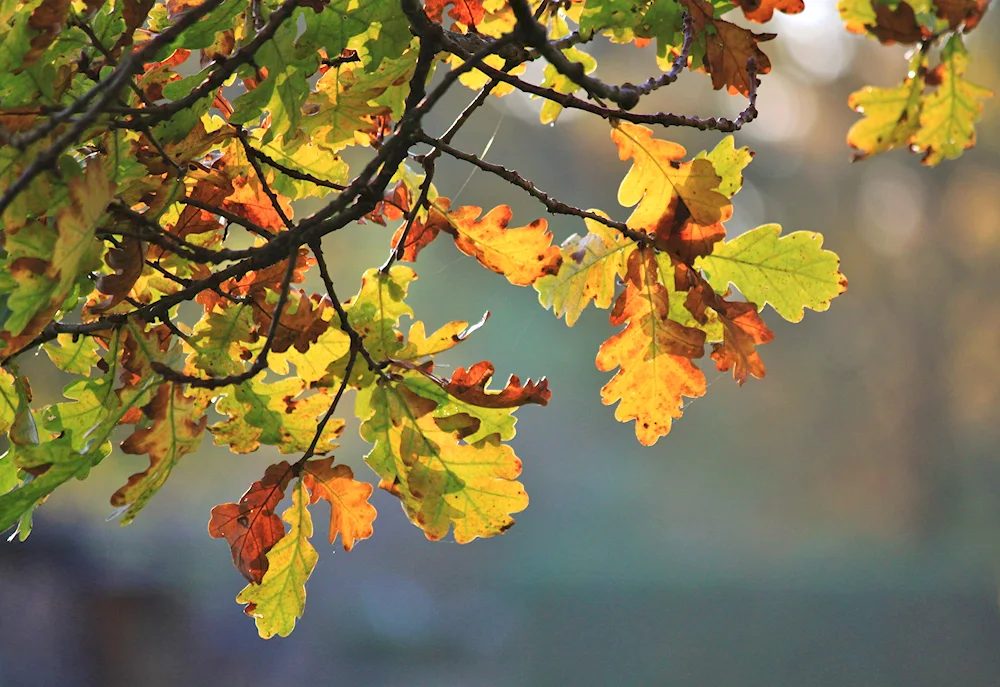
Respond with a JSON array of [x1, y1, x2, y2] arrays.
[[0, 0, 987, 636]]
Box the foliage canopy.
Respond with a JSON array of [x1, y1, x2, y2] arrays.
[[0, 0, 991, 637]]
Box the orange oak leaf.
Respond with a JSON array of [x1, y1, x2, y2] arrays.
[[440, 204, 562, 286], [443, 361, 552, 408], [391, 201, 449, 262], [425, 0, 487, 27], [136, 48, 190, 101], [710, 300, 775, 385], [301, 458, 376, 551], [595, 250, 707, 446], [732, 0, 804, 22], [222, 175, 294, 231], [683, 0, 774, 96], [369, 181, 410, 226], [150, 180, 229, 261], [198, 247, 315, 311], [209, 461, 293, 583], [612, 122, 728, 236], [112, 384, 209, 524]]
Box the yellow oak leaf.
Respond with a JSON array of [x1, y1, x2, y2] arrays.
[[535, 214, 635, 326], [596, 249, 707, 446], [611, 122, 727, 236], [442, 204, 563, 286]]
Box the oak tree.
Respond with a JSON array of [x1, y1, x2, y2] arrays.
[[0, 0, 990, 637]]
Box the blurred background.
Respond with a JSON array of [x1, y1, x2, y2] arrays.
[[3, 4, 1000, 686]]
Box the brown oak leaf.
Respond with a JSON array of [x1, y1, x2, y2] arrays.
[[934, 0, 989, 30], [683, 0, 774, 96], [868, 2, 924, 44], [710, 300, 775, 385], [443, 361, 552, 408], [93, 236, 147, 314], [250, 289, 331, 354], [209, 461, 293, 583]]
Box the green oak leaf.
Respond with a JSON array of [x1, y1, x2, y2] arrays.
[[912, 34, 993, 166], [697, 224, 848, 322]]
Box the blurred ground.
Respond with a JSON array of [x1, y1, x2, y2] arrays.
[[3, 5, 1000, 686]]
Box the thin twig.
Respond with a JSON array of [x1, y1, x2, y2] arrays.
[[381, 157, 435, 272], [311, 241, 390, 380], [416, 131, 648, 244], [292, 346, 358, 475]]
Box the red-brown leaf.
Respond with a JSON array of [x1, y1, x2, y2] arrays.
[[683, 0, 774, 96], [93, 236, 146, 314], [391, 202, 449, 262], [710, 300, 775, 385], [443, 361, 552, 408], [868, 2, 924, 44], [209, 461, 293, 583], [250, 289, 331, 354]]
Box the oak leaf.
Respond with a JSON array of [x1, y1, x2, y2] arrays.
[[442, 204, 563, 287], [912, 35, 993, 166], [301, 458, 376, 550], [237, 480, 318, 638], [697, 224, 848, 322], [933, 0, 989, 29], [682, 0, 774, 96], [711, 300, 774, 385], [443, 361, 551, 408], [187, 303, 258, 376], [358, 378, 528, 543], [732, 0, 804, 23], [212, 377, 344, 455], [112, 384, 209, 525], [612, 122, 728, 236], [847, 71, 924, 161], [250, 289, 331, 355], [396, 316, 487, 361], [596, 250, 707, 446], [838, 0, 878, 33], [209, 461, 293, 583], [534, 215, 635, 326], [867, 1, 923, 44], [392, 201, 446, 263], [93, 236, 146, 314], [42, 333, 101, 376], [425, 0, 487, 26]]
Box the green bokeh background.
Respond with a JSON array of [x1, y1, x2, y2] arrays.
[[3, 7, 1000, 685]]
